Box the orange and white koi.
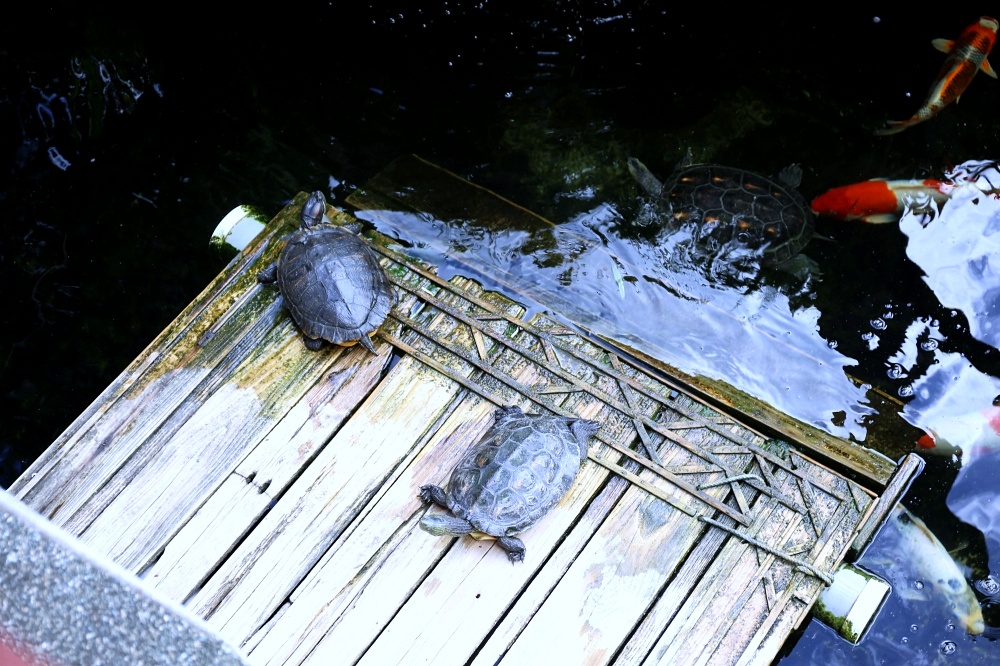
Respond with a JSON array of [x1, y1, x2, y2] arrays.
[[916, 399, 1000, 465], [810, 178, 959, 223], [876, 16, 998, 136]]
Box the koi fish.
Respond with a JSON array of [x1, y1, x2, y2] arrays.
[[916, 398, 1000, 465], [810, 178, 957, 223], [872, 504, 986, 635], [876, 16, 998, 136]]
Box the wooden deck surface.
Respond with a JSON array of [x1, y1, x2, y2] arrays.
[[10, 168, 918, 665]]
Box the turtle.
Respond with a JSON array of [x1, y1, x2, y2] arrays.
[[418, 405, 600, 563], [257, 191, 394, 353], [627, 152, 815, 267]]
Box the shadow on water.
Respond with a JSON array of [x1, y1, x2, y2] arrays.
[[3, 4, 1000, 663]]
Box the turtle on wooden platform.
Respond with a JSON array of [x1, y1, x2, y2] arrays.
[[419, 405, 600, 563], [258, 191, 394, 353]]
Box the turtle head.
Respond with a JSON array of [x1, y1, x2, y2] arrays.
[[419, 514, 475, 537], [301, 191, 328, 229], [627, 157, 663, 197]]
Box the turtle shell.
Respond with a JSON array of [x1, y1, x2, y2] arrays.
[[648, 161, 814, 266], [266, 191, 394, 352], [444, 406, 599, 537]]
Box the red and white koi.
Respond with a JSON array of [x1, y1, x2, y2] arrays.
[[810, 178, 958, 223], [876, 16, 998, 136], [916, 399, 1000, 465]]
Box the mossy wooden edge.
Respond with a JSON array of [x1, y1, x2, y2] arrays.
[[614, 341, 897, 488]]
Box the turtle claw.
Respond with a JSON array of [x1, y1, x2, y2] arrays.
[[498, 536, 526, 564], [419, 484, 449, 508]]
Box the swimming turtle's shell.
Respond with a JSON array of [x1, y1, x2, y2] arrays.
[[444, 406, 598, 537], [259, 191, 394, 352], [629, 156, 815, 266]]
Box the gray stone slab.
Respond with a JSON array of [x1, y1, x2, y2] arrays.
[[0, 490, 248, 666]]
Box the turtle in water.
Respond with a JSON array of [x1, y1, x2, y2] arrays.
[[419, 405, 600, 563], [628, 152, 815, 268], [257, 191, 394, 353]]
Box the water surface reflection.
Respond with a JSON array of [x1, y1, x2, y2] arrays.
[[358, 189, 872, 441]]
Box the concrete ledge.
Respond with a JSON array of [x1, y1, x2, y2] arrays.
[[0, 490, 248, 666]]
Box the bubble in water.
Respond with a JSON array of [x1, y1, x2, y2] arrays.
[[976, 575, 1000, 596], [871, 318, 888, 330], [886, 363, 907, 379], [910, 624, 919, 633], [827, 340, 838, 349], [901, 637, 909, 645], [898, 385, 914, 398], [913, 580, 925, 591], [946, 622, 956, 632], [940, 640, 957, 655], [920, 338, 939, 351]]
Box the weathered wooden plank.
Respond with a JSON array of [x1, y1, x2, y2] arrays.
[[244, 397, 498, 665], [10, 195, 313, 518], [641, 509, 799, 665], [351, 403, 614, 666], [633, 458, 871, 665], [143, 343, 391, 600], [242, 336, 637, 663], [190, 353, 465, 644], [612, 518, 732, 665], [470, 446, 738, 665], [74, 323, 382, 571], [850, 452, 924, 554]]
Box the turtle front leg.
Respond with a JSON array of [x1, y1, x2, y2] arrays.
[[497, 536, 526, 564], [257, 262, 278, 284], [419, 484, 449, 508], [303, 336, 325, 351]]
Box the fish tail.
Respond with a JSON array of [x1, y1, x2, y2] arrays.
[[874, 116, 927, 136]]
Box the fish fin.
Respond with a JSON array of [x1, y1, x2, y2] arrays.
[[861, 213, 901, 224], [982, 58, 998, 79], [932, 37, 955, 53], [874, 119, 917, 136]]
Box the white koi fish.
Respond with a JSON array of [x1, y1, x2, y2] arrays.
[[869, 504, 985, 635]]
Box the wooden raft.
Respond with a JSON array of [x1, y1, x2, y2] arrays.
[[11, 188, 914, 665]]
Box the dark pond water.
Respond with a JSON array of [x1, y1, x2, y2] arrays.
[[3, 3, 999, 663]]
